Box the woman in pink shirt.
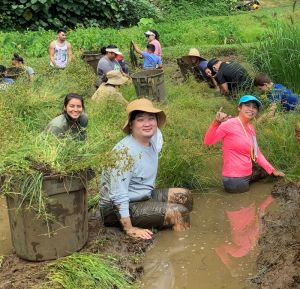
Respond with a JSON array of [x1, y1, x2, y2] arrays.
[[144, 30, 162, 58], [204, 95, 284, 193]]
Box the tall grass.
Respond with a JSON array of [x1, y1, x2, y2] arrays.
[[250, 22, 300, 93], [44, 253, 135, 289]]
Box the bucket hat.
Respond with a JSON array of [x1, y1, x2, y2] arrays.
[[123, 98, 166, 133], [106, 47, 122, 55], [106, 70, 128, 86], [239, 95, 262, 111]]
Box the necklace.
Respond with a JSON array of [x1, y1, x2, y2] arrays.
[[237, 117, 257, 162]]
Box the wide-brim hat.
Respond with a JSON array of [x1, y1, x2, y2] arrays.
[[239, 95, 263, 111], [106, 48, 122, 55], [123, 98, 166, 133], [188, 48, 206, 61], [106, 70, 128, 86]]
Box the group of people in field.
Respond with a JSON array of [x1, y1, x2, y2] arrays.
[[2, 27, 299, 240]]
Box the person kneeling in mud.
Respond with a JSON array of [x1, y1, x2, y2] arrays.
[[100, 98, 193, 239], [204, 95, 284, 193]]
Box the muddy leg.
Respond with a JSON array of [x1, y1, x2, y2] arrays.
[[167, 188, 193, 212], [163, 203, 190, 232]]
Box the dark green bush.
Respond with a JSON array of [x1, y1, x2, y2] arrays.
[[0, 0, 157, 30]]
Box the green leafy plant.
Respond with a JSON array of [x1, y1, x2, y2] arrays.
[[45, 253, 135, 289]]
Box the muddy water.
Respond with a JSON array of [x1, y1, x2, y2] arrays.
[[141, 181, 276, 289], [0, 196, 12, 255]]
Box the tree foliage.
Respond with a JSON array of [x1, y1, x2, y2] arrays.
[[0, 0, 157, 30]]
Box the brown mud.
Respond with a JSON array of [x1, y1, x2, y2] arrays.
[[251, 182, 300, 289], [0, 211, 152, 289]]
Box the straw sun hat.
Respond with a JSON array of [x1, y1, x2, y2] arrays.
[[122, 98, 166, 133], [188, 47, 205, 59], [106, 70, 128, 86]]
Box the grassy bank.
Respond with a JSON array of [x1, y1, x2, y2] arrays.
[[0, 2, 299, 288]]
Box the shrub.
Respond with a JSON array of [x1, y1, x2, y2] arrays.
[[0, 0, 157, 30]]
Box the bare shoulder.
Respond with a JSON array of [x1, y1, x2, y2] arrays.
[[49, 40, 56, 48]]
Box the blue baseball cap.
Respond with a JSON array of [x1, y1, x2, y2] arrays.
[[238, 95, 262, 111]]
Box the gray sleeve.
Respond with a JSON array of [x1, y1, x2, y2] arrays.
[[97, 58, 112, 76], [101, 151, 133, 218]]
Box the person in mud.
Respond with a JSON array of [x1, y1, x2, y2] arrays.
[[206, 58, 252, 96], [49, 28, 72, 69], [100, 98, 193, 239], [254, 73, 299, 111], [45, 93, 88, 141], [91, 70, 128, 105], [96, 45, 123, 87], [204, 95, 285, 193], [132, 42, 162, 69], [10, 53, 35, 81], [144, 30, 162, 58]]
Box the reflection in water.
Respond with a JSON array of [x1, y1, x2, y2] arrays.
[[215, 195, 273, 276], [0, 196, 12, 255], [141, 181, 275, 289]]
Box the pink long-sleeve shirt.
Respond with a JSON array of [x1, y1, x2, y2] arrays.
[[204, 117, 274, 177]]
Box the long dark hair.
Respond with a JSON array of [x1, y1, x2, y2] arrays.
[[149, 29, 160, 41], [63, 93, 85, 113]]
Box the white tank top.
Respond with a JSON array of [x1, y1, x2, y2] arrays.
[[54, 41, 68, 68]]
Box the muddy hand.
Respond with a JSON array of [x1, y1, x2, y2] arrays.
[[126, 227, 153, 240], [215, 107, 231, 123], [272, 170, 285, 177]]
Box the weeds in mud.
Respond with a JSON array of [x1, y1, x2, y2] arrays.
[[44, 253, 135, 289]]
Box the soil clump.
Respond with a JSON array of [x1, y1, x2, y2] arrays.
[[0, 210, 153, 289], [251, 182, 300, 289]]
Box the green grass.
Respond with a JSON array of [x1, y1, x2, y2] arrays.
[[44, 253, 135, 289]]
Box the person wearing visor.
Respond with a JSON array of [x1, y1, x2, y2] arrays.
[[207, 58, 252, 96], [96, 45, 123, 87], [100, 98, 193, 239], [204, 95, 284, 193], [144, 30, 162, 58]]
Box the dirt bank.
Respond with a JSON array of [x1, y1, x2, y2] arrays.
[[251, 182, 300, 289], [0, 211, 153, 289]]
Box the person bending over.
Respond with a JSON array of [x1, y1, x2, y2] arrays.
[[254, 73, 299, 111], [204, 95, 284, 193], [207, 58, 252, 96], [45, 93, 88, 140], [100, 98, 193, 239]]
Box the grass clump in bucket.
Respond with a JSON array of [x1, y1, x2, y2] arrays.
[[0, 59, 133, 221], [44, 253, 135, 289]]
